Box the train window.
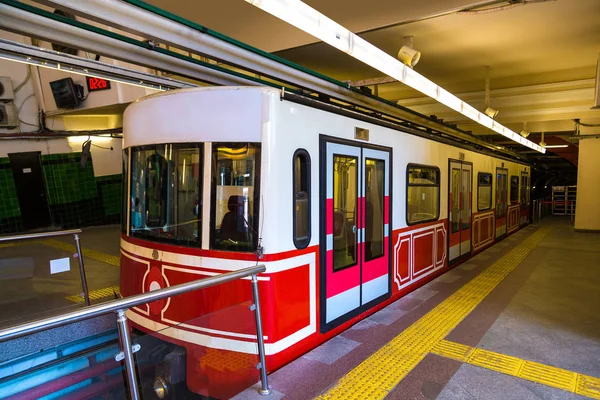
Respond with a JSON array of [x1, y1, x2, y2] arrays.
[[293, 149, 311, 249], [333, 155, 358, 270], [477, 172, 492, 211], [210, 143, 261, 252], [520, 172, 529, 208], [406, 164, 440, 225], [510, 176, 519, 204], [365, 158, 385, 261], [496, 168, 508, 218], [129, 144, 203, 246]]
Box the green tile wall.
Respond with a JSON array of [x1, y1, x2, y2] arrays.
[[42, 153, 98, 205], [0, 163, 20, 220], [0, 153, 122, 233], [97, 174, 122, 217]]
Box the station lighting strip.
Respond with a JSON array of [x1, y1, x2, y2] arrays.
[[246, 0, 546, 153], [0, 39, 195, 91]]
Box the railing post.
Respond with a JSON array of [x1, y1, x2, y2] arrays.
[[73, 234, 91, 306], [116, 310, 140, 400], [571, 201, 575, 225], [250, 274, 270, 395]]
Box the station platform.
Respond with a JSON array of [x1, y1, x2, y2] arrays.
[[1, 219, 598, 399], [236, 218, 600, 400], [0, 225, 120, 326]]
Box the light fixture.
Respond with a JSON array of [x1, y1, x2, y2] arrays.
[[0, 52, 169, 91], [483, 66, 499, 119], [539, 132, 546, 147], [397, 36, 420, 68], [484, 107, 499, 119], [0, 39, 193, 92], [245, 0, 545, 154], [520, 122, 529, 138], [543, 144, 569, 149]]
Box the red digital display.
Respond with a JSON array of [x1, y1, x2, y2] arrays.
[[86, 76, 111, 92]]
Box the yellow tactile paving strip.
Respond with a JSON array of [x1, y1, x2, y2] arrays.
[[432, 340, 600, 398], [66, 285, 121, 303], [317, 227, 551, 400], [41, 239, 120, 267]]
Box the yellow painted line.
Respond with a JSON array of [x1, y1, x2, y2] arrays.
[[433, 340, 600, 398], [66, 285, 120, 303], [0, 241, 32, 249], [468, 348, 523, 376], [519, 360, 577, 392], [431, 340, 475, 362], [41, 239, 120, 267], [316, 227, 551, 400], [577, 375, 600, 399]]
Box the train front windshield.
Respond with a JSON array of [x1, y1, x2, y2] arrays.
[[127, 143, 261, 252]]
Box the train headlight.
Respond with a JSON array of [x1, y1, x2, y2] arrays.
[[153, 376, 169, 399]]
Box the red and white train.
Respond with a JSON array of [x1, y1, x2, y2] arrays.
[[120, 86, 531, 398]]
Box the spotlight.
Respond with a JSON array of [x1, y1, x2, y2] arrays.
[[484, 106, 499, 119], [397, 46, 421, 68], [520, 129, 530, 138]]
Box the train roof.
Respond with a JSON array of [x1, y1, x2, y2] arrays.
[[123, 86, 276, 148]]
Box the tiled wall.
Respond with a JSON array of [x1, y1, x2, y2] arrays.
[[0, 152, 122, 234], [0, 158, 23, 233]]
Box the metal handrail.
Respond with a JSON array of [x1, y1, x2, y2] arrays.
[[0, 264, 265, 342], [0, 264, 269, 398], [0, 229, 82, 242]]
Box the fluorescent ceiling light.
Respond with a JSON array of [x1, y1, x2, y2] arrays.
[[543, 144, 569, 148], [246, 0, 546, 154], [0, 51, 176, 91]]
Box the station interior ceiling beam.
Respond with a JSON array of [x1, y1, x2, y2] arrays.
[[0, 0, 535, 161]]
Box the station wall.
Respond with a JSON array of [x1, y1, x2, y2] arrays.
[[575, 134, 600, 232], [0, 151, 122, 234]]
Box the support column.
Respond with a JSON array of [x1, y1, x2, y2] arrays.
[[574, 133, 600, 231]]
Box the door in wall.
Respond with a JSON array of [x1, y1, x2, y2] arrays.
[[8, 152, 52, 230]]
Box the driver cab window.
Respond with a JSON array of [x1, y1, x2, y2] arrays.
[[406, 164, 440, 225], [210, 143, 261, 252], [129, 144, 202, 246]]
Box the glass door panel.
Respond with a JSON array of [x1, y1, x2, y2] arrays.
[[322, 140, 391, 332], [460, 164, 472, 256], [333, 155, 358, 270], [361, 148, 390, 305], [324, 142, 362, 326], [449, 160, 472, 262], [495, 168, 508, 237]]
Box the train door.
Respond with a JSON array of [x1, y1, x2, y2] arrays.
[[448, 160, 472, 263], [320, 138, 391, 332], [495, 168, 508, 237]]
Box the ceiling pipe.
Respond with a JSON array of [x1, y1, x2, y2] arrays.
[[0, 4, 254, 87], [25, 0, 529, 160]]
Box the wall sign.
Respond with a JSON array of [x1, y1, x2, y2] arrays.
[[86, 76, 111, 92], [355, 127, 369, 141]]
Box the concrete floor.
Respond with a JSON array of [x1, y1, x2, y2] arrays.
[[0, 225, 121, 325], [1, 219, 598, 399], [235, 218, 600, 400]]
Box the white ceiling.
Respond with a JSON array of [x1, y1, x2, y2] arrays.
[[147, 0, 600, 138]]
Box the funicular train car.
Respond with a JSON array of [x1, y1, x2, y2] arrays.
[[120, 86, 531, 398]]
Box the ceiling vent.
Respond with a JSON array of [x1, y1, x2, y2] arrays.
[[593, 54, 600, 110], [0, 102, 18, 129]]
